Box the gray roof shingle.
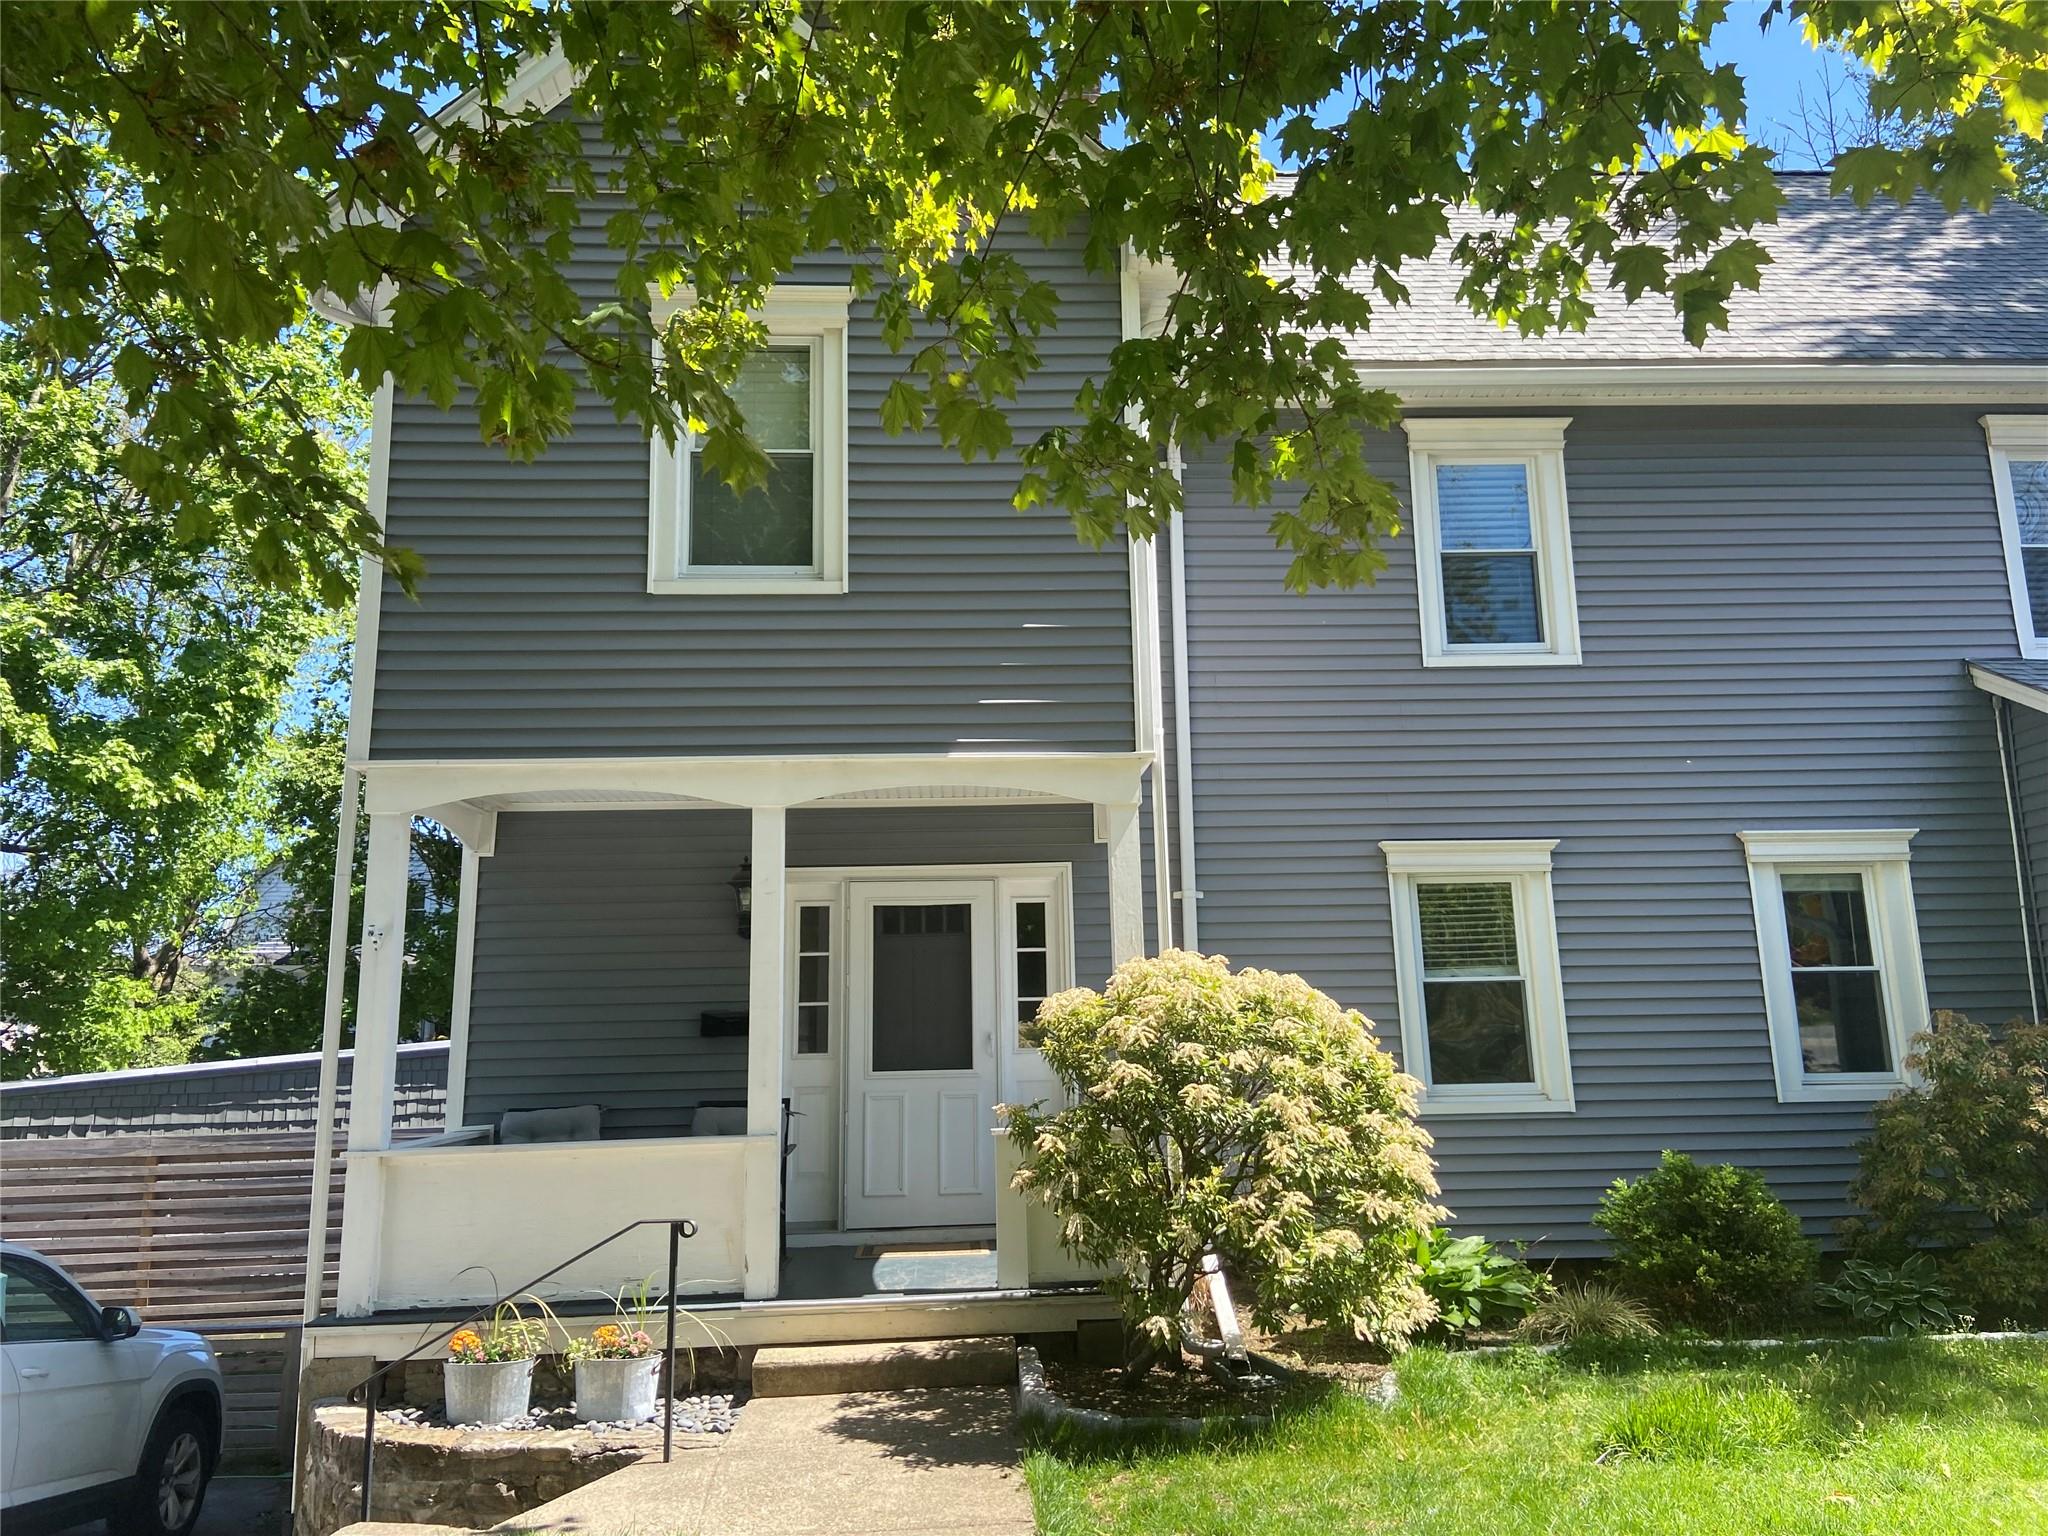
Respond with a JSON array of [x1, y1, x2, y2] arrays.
[[1293, 175, 2048, 367]]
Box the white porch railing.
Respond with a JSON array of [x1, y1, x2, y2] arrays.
[[336, 1134, 755, 1315], [994, 1130, 1109, 1289]]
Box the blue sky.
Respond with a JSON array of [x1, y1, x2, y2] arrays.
[[1708, 0, 1852, 167]]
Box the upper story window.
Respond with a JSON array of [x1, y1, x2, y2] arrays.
[[1403, 418, 1581, 667], [647, 286, 851, 595], [1739, 829, 1928, 1104], [1382, 839, 1575, 1115], [1984, 415, 2048, 658]]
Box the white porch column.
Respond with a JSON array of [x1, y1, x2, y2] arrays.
[[349, 812, 412, 1153], [742, 806, 787, 1299], [338, 810, 410, 1314], [1104, 799, 1144, 965], [442, 842, 482, 1130]]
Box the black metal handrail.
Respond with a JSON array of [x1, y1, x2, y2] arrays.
[[345, 1216, 698, 1524]]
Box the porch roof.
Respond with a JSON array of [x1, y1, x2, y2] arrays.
[[1970, 657, 2048, 714]]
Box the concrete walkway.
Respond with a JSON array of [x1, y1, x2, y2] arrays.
[[495, 1387, 1034, 1536]]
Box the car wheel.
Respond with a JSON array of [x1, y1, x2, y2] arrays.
[[115, 1404, 212, 1536]]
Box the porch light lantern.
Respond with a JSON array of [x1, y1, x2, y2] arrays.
[[729, 858, 753, 939]]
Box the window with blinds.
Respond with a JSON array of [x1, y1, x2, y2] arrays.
[[1403, 419, 1579, 667], [1416, 881, 1534, 1085], [1435, 464, 1542, 647], [1383, 838, 1574, 1114], [2011, 456, 2048, 633]]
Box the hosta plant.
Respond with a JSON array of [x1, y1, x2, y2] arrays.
[[1004, 951, 1444, 1371], [1407, 1229, 1550, 1335], [1816, 1255, 1968, 1337]]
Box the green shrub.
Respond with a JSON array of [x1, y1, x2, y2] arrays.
[[1593, 1151, 1817, 1325], [1407, 1229, 1549, 1334], [1005, 951, 1444, 1369], [1815, 1254, 1966, 1337], [1844, 1014, 2048, 1325], [1517, 1280, 1660, 1344], [1595, 1379, 1816, 1463]]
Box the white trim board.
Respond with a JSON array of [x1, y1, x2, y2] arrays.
[[357, 752, 1154, 818], [1363, 362, 2048, 406], [1983, 415, 2048, 661], [646, 286, 853, 596]]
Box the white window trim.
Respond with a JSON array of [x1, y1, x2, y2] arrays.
[[1983, 415, 2048, 660], [1382, 838, 1575, 1115], [647, 285, 851, 595], [1739, 828, 1929, 1105], [1403, 417, 1581, 667]]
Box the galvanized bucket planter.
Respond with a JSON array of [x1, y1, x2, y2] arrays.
[[442, 1357, 535, 1425], [575, 1355, 662, 1424]]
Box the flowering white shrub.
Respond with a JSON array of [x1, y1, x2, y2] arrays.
[[1004, 950, 1444, 1369]]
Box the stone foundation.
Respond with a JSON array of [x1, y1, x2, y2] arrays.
[[296, 1403, 657, 1536]]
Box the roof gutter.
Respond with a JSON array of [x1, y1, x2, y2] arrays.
[[1365, 361, 2048, 408]]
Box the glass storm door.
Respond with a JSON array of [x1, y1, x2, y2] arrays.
[[843, 880, 998, 1229]]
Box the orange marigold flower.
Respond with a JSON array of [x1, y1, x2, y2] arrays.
[[593, 1324, 624, 1348], [448, 1329, 484, 1361]]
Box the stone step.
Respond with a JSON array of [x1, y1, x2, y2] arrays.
[[749, 1335, 1017, 1397]]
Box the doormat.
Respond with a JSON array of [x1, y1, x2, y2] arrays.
[[855, 1241, 996, 1259]]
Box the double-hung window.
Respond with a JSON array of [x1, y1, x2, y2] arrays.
[[1984, 415, 2048, 658], [1383, 840, 1575, 1114], [648, 286, 850, 594], [1740, 830, 1928, 1103], [1404, 418, 1581, 666]]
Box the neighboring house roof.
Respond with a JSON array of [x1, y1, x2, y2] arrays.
[[1283, 174, 2048, 369], [1970, 657, 2048, 713]]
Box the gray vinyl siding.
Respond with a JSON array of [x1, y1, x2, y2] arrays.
[[369, 222, 1134, 760], [462, 804, 1108, 1138], [1173, 404, 2035, 1250]]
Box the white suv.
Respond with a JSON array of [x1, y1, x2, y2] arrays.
[[0, 1242, 224, 1536]]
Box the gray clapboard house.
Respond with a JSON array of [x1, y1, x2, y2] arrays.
[[302, 58, 2048, 1363]]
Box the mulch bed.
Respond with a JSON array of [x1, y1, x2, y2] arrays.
[[1040, 1354, 1313, 1421], [1248, 1327, 1398, 1391]]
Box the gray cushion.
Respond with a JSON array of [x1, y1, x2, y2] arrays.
[[498, 1104, 603, 1144], [690, 1105, 748, 1137]]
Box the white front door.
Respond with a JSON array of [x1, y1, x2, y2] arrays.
[[843, 879, 998, 1230]]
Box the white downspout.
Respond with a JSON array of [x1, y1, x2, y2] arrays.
[[1994, 695, 2043, 1021], [1167, 437, 1200, 952], [1121, 249, 1172, 952]]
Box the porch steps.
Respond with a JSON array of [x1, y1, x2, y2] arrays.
[[749, 1335, 1017, 1397]]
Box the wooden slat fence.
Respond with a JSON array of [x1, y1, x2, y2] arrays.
[[0, 1132, 342, 1324], [0, 1132, 345, 1465]]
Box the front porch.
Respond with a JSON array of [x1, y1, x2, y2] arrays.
[[327, 752, 1146, 1328]]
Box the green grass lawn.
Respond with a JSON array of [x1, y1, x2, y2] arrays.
[[1025, 1338, 2048, 1536]]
